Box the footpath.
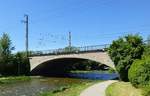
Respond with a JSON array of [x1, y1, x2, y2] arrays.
[[80, 80, 117, 96]]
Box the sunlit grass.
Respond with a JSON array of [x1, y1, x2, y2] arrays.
[[39, 80, 103, 96], [105, 82, 142, 96]]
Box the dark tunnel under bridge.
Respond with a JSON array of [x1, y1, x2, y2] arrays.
[[30, 58, 110, 77]]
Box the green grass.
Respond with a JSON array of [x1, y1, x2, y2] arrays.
[[106, 82, 142, 96], [39, 80, 103, 96], [0, 76, 31, 84]]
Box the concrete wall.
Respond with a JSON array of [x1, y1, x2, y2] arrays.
[[29, 52, 115, 71]]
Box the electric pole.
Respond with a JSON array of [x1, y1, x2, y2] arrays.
[[22, 14, 29, 57], [69, 31, 71, 47], [68, 31, 72, 52]]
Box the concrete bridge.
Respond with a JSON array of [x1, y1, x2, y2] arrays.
[[29, 44, 115, 73]]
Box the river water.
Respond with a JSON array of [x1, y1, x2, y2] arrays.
[[0, 77, 92, 96], [0, 73, 118, 96]]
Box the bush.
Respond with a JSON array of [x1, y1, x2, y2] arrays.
[[128, 57, 150, 88], [108, 34, 144, 81], [142, 86, 150, 96], [14, 52, 30, 75]]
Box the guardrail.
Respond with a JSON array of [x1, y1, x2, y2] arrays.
[[30, 44, 110, 56]]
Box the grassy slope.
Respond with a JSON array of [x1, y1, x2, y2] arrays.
[[40, 80, 102, 96], [106, 82, 142, 96]]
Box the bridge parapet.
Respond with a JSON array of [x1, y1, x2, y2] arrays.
[[30, 44, 110, 56]]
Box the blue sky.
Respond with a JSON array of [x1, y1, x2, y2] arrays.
[[0, 0, 150, 52]]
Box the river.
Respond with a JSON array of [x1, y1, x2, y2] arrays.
[[0, 77, 93, 96], [0, 73, 118, 96]]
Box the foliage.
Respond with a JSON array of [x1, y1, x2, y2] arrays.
[[14, 52, 30, 75], [0, 33, 14, 56], [128, 57, 150, 88], [142, 86, 150, 96], [142, 35, 150, 58], [108, 34, 144, 81], [0, 33, 14, 75], [108, 68, 116, 73], [0, 33, 30, 76], [129, 38, 150, 96], [70, 60, 105, 71], [140, 41, 150, 96], [142, 45, 150, 58]]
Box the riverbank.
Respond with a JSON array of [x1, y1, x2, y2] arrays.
[[39, 80, 103, 96], [0, 76, 31, 84], [105, 82, 142, 96]]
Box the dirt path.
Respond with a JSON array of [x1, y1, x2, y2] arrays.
[[80, 80, 117, 96]]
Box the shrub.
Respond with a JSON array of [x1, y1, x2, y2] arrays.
[[142, 86, 150, 96], [108, 34, 144, 81], [14, 52, 30, 75], [128, 57, 150, 88]]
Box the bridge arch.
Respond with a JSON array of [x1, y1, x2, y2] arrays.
[[30, 57, 111, 76], [30, 52, 115, 73]]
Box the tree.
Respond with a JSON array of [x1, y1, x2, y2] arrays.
[[142, 35, 150, 59], [71, 60, 102, 71], [14, 52, 30, 75], [0, 33, 14, 75], [143, 46, 150, 59], [0, 33, 30, 76], [108, 34, 144, 81]]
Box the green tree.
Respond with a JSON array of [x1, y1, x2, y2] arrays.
[[143, 46, 150, 59], [108, 34, 144, 81], [142, 35, 150, 59], [14, 52, 30, 75], [0, 33, 14, 75], [0, 33, 30, 76]]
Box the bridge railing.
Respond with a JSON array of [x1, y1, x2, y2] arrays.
[[30, 44, 110, 56]]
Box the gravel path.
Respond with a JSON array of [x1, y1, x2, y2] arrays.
[[80, 80, 117, 96]]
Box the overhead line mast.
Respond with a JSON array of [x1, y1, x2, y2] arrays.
[[69, 31, 71, 47], [22, 14, 29, 57]]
